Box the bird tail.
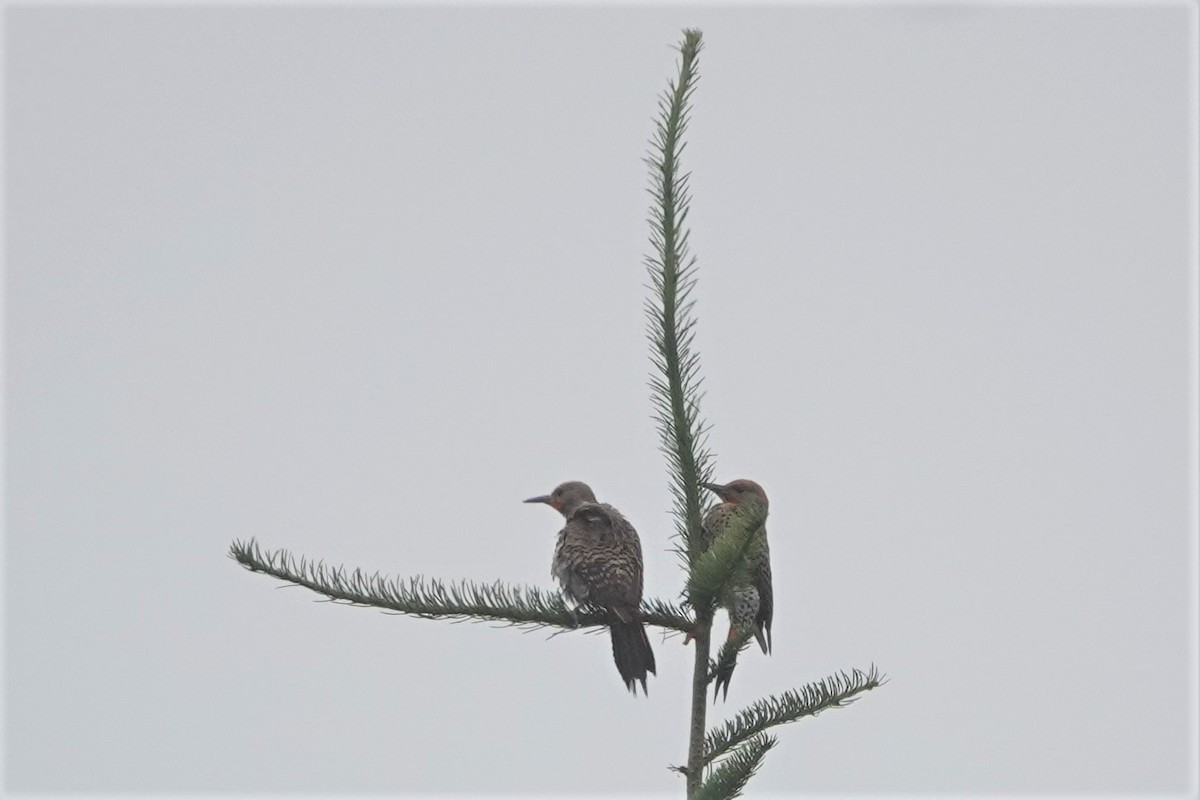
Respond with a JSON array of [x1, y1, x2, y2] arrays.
[[713, 623, 769, 701], [753, 624, 770, 655], [609, 614, 657, 695], [712, 625, 742, 701]]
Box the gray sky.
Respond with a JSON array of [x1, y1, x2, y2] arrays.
[[4, 3, 1196, 795]]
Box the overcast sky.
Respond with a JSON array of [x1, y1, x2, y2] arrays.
[[4, 3, 1197, 795]]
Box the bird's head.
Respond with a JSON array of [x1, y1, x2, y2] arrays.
[[524, 480, 598, 517], [701, 478, 768, 509]]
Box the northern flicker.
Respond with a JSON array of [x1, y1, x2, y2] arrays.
[[525, 481, 657, 694], [700, 479, 773, 655]]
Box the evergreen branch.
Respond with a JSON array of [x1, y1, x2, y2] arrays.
[[229, 538, 694, 634], [695, 734, 777, 800], [709, 628, 756, 701], [685, 502, 767, 610], [702, 666, 886, 768], [645, 27, 714, 570], [643, 30, 717, 800]]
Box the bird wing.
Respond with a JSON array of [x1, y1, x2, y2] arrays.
[[755, 536, 773, 652], [555, 503, 643, 611], [605, 503, 645, 601]]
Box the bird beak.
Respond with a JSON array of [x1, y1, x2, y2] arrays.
[[524, 494, 553, 505], [700, 482, 726, 496]]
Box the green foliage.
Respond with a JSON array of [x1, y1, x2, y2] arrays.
[[685, 501, 767, 610], [643, 30, 723, 799], [702, 666, 886, 768], [695, 734, 777, 800], [229, 538, 694, 634], [645, 28, 715, 569]]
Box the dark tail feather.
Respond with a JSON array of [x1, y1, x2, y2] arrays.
[[754, 623, 770, 655], [610, 618, 657, 695], [713, 662, 736, 702], [712, 625, 758, 702], [712, 630, 741, 701]]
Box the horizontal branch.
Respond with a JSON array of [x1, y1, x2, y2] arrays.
[[229, 538, 695, 634], [702, 665, 885, 767]]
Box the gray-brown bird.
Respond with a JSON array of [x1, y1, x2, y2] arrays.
[[525, 481, 657, 694], [700, 479, 773, 655]]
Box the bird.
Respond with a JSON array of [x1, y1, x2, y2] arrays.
[[525, 481, 657, 694], [700, 478, 773, 656]]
